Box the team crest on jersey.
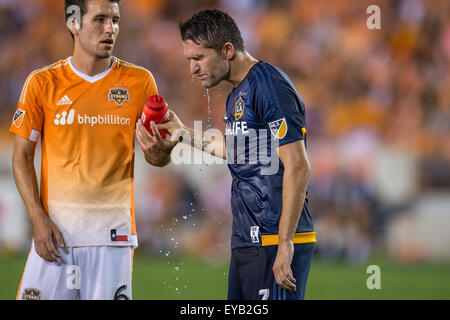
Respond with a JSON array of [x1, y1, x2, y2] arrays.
[[234, 97, 245, 120], [269, 118, 288, 139], [22, 288, 41, 300], [108, 88, 130, 106], [13, 109, 26, 128]]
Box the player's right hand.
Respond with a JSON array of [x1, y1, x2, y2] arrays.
[[31, 211, 65, 263], [155, 110, 186, 143]]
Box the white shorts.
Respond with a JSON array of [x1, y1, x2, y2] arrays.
[[17, 243, 133, 300]]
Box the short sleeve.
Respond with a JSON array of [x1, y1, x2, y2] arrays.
[[144, 71, 158, 98], [9, 72, 45, 142], [254, 76, 306, 147], [137, 70, 158, 117]]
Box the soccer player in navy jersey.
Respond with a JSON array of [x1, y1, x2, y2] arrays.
[[158, 9, 316, 300]]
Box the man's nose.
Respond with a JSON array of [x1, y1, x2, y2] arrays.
[[190, 60, 200, 75], [104, 19, 114, 34]]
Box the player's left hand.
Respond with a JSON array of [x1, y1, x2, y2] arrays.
[[136, 119, 177, 167], [273, 241, 296, 292]]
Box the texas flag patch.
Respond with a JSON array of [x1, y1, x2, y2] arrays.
[[111, 229, 129, 242]]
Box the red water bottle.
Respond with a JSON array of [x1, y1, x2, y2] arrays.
[[141, 95, 170, 139]]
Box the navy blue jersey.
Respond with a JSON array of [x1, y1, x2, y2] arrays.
[[225, 61, 314, 249]]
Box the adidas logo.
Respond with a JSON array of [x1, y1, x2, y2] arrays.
[[56, 95, 73, 106]]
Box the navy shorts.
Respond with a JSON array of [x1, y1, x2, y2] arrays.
[[227, 243, 315, 300]]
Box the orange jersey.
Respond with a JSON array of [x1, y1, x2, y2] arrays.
[[10, 57, 158, 247]]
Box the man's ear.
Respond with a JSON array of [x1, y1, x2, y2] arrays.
[[67, 18, 81, 36], [222, 42, 235, 60]]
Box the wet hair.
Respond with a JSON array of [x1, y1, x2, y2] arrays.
[[180, 9, 245, 52]]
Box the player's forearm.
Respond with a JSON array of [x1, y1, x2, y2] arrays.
[[12, 152, 47, 221], [278, 165, 310, 243], [180, 126, 227, 159]]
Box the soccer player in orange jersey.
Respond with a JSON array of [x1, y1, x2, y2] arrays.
[[10, 0, 176, 300]]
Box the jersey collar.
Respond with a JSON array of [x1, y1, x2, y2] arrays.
[[68, 56, 116, 83]]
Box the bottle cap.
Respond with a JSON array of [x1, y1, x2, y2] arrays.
[[146, 95, 167, 111]]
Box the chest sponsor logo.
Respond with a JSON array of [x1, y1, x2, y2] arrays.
[[54, 110, 75, 125], [235, 97, 245, 121], [13, 109, 26, 128], [53, 109, 131, 127], [225, 121, 249, 135], [108, 88, 130, 106], [269, 118, 288, 139]]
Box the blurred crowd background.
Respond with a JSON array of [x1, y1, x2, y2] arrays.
[[0, 0, 449, 265]]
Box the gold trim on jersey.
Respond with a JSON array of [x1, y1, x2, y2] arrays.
[[261, 231, 316, 246]]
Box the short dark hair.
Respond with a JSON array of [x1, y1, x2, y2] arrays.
[[180, 9, 245, 52], [64, 0, 122, 40]]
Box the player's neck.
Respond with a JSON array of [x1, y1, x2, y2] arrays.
[[71, 48, 113, 77], [228, 51, 259, 88]]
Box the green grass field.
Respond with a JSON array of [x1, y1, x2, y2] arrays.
[[1, 252, 449, 300]]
